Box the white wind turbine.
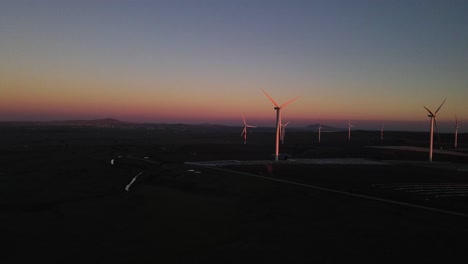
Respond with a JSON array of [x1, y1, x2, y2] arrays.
[[380, 121, 384, 141], [424, 98, 446, 162], [280, 121, 290, 144], [348, 121, 354, 141], [318, 121, 322, 143], [261, 88, 299, 161], [241, 115, 256, 144], [454, 115, 460, 148]]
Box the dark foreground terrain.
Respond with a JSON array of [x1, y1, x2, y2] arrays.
[[1, 124, 468, 263]]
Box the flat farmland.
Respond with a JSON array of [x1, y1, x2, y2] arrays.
[[1, 125, 468, 263]]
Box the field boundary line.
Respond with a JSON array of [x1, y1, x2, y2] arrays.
[[198, 165, 468, 218]]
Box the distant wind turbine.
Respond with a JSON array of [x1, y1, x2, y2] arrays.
[[380, 121, 384, 141], [241, 115, 256, 144], [454, 115, 460, 148], [424, 98, 446, 162], [261, 88, 299, 161], [280, 121, 290, 144], [348, 121, 354, 141], [318, 121, 322, 143]]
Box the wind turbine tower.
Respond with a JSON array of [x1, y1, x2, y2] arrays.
[[241, 115, 256, 144], [261, 88, 299, 161], [455, 116, 460, 148], [348, 121, 354, 141], [424, 99, 446, 162], [318, 121, 322, 143], [381, 122, 384, 141]]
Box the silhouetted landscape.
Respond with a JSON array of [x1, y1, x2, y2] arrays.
[[2, 119, 468, 263], [3, 1, 468, 263]]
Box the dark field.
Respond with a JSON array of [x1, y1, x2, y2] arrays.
[[2, 125, 468, 263]]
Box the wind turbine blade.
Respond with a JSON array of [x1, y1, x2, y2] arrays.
[[434, 98, 446, 115], [260, 88, 279, 107], [424, 106, 435, 116], [284, 121, 290, 127], [280, 96, 299, 108], [247, 125, 256, 128], [241, 127, 246, 136], [242, 115, 246, 126]]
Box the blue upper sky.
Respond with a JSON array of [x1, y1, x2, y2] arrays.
[[1, 0, 467, 131]]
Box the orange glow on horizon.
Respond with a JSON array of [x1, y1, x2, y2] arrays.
[[0, 77, 461, 125]]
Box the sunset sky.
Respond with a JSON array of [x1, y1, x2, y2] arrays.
[[1, 0, 467, 131]]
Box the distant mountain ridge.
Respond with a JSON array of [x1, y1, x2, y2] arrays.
[[0, 118, 134, 128], [1, 119, 458, 133], [0, 119, 241, 132], [47, 118, 134, 127], [1, 118, 345, 131]]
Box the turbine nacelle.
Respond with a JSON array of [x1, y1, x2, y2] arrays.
[[455, 116, 460, 128], [261, 88, 299, 109], [424, 98, 445, 117]]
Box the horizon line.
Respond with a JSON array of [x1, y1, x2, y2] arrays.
[[0, 117, 463, 133]]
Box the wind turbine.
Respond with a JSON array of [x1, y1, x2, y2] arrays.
[[241, 115, 256, 144], [318, 121, 322, 143], [424, 98, 446, 162], [261, 88, 299, 161], [454, 115, 460, 148], [348, 121, 354, 141], [280, 121, 290, 144], [380, 121, 384, 141]]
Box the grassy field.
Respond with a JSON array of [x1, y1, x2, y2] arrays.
[[1, 125, 468, 263]]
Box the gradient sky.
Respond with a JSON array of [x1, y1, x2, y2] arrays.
[[1, 0, 467, 131]]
